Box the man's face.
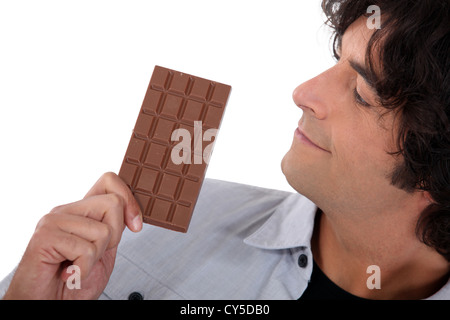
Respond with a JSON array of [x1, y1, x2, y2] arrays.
[[281, 16, 413, 217]]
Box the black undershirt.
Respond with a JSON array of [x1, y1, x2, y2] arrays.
[[299, 259, 369, 300]]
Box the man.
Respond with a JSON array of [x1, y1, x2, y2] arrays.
[[1, 0, 449, 299]]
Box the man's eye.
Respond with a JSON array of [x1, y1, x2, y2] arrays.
[[353, 88, 371, 107]]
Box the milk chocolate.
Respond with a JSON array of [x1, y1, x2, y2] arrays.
[[119, 66, 231, 232]]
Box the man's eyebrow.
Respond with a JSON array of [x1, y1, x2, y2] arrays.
[[349, 59, 377, 89]]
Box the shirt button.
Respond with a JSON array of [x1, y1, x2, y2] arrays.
[[298, 254, 308, 268], [128, 292, 144, 300]]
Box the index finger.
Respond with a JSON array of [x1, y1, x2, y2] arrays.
[[84, 172, 143, 232]]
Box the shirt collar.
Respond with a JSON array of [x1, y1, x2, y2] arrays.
[[244, 193, 317, 250], [244, 192, 450, 300]]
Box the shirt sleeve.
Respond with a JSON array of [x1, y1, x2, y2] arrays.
[[0, 267, 16, 299]]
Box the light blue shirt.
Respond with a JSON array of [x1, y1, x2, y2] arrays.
[[1, 178, 449, 299]]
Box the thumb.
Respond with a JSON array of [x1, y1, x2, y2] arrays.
[[84, 172, 143, 232]]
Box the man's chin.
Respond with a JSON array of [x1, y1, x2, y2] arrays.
[[280, 152, 291, 181], [280, 150, 317, 199], [280, 151, 301, 192]]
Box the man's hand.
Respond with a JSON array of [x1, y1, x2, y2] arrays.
[[3, 172, 143, 300]]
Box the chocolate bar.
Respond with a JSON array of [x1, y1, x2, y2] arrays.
[[118, 66, 231, 232]]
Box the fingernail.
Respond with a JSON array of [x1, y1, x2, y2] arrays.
[[132, 214, 143, 232]]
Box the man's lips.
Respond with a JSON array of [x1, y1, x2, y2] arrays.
[[295, 127, 331, 153]]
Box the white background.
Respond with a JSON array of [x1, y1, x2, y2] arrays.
[[0, 0, 335, 281]]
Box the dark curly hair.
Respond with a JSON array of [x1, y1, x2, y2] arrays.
[[321, 0, 450, 261]]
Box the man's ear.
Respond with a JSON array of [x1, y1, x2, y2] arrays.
[[422, 191, 435, 206]]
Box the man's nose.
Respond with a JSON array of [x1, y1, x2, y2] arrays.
[[292, 66, 341, 120]]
